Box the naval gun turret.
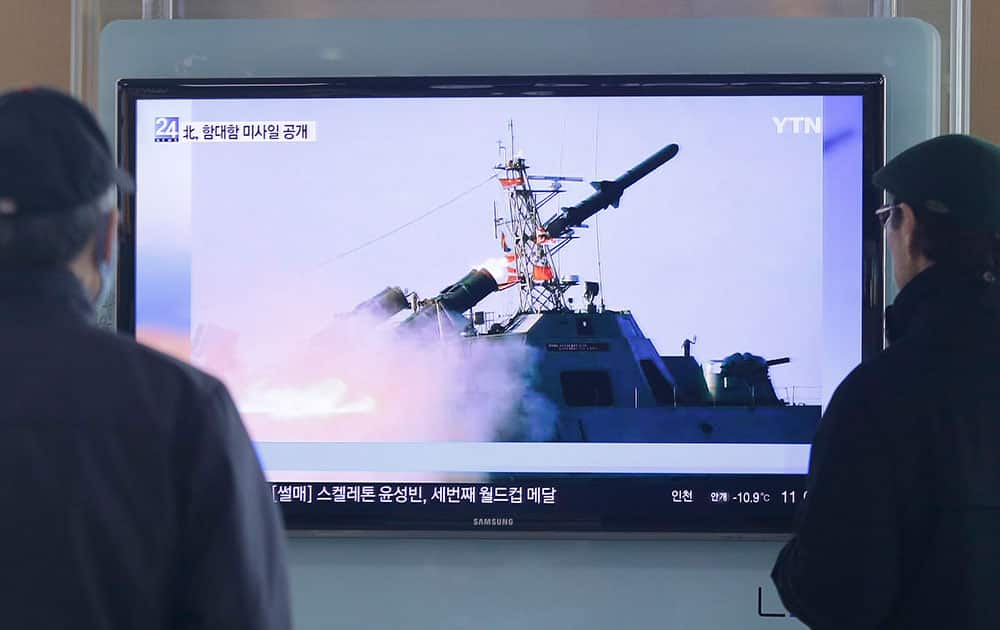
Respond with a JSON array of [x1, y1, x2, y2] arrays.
[[706, 353, 792, 406]]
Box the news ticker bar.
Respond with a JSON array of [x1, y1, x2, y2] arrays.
[[271, 475, 811, 532], [257, 442, 811, 477]]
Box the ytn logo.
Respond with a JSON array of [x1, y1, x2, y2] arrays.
[[154, 116, 180, 143], [772, 116, 822, 135]]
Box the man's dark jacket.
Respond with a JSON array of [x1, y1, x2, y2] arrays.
[[773, 264, 1000, 629], [0, 270, 291, 630]]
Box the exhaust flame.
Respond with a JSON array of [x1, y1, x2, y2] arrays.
[[477, 256, 510, 285], [241, 377, 377, 418]]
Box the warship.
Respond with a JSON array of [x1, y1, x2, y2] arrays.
[[341, 126, 821, 444]]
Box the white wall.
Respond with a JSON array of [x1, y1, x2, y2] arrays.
[[288, 537, 797, 628]]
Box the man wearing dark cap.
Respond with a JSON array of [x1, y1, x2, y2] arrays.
[[0, 88, 291, 629], [773, 134, 1000, 629]]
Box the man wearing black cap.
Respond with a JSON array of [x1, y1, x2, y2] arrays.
[[773, 134, 1000, 629], [0, 88, 291, 629]]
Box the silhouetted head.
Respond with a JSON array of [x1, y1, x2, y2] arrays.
[[874, 134, 1000, 291], [0, 87, 132, 303]]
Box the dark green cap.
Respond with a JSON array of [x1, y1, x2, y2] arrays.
[[873, 134, 1000, 232]]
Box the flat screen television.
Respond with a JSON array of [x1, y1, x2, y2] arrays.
[[117, 74, 885, 534]]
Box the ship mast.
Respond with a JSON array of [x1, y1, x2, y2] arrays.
[[494, 121, 679, 315], [495, 120, 583, 313]]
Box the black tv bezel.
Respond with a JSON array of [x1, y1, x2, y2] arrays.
[[116, 74, 885, 536]]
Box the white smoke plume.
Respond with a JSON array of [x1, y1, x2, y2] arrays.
[[195, 298, 558, 445]]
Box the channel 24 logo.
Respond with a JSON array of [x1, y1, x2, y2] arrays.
[[154, 116, 180, 143]]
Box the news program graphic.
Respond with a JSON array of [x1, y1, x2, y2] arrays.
[[772, 116, 823, 135], [711, 491, 731, 503], [153, 116, 179, 143], [184, 121, 316, 143]]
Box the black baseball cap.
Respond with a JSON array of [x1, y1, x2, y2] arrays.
[[0, 87, 133, 217], [873, 134, 1000, 233]]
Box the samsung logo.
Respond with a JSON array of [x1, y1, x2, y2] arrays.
[[473, 517, 515, 527], [772, 116, 823, 135]]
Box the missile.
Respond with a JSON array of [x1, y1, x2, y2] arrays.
[[544, 143, 679, 238]]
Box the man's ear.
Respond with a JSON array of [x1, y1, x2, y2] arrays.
[[898, 202, 918, 254]]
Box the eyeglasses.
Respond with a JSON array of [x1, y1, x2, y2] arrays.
[[875, 203, 899, 229]]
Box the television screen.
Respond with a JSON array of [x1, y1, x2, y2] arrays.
[[118, 75, 885, 533]]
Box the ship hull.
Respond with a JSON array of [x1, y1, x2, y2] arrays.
[[553, 405, 819, 444]]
